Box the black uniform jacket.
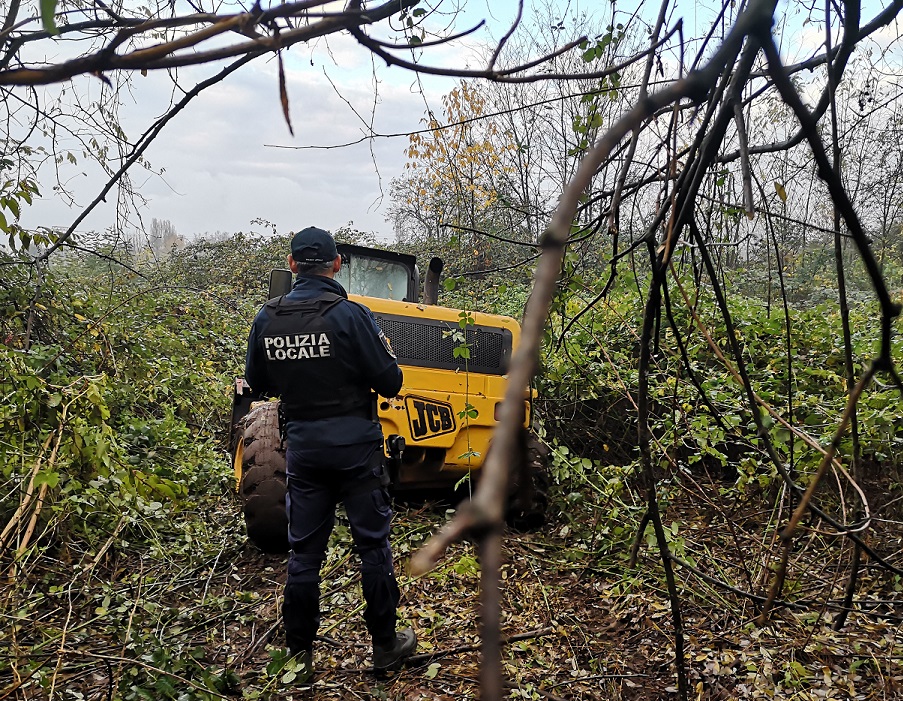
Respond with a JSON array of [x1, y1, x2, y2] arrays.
[[244, 275, 403, 450]]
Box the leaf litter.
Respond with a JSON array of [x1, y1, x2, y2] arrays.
[[3, 491, 902, 700]]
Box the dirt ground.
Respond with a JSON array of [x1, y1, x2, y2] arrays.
[[219, 500, 903, 701], [6, 493, 902, 701]]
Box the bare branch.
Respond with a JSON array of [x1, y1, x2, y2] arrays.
[[0, 0, 418, 85], [36, 51, 262, 260], [348, 20, 681, 84], [411, 0, 778, 575]]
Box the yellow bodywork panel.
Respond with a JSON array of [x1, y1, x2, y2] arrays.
[[353, 294, 528, 489]]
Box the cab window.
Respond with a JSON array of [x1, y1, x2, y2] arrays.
[[336, 256, 410, 301]]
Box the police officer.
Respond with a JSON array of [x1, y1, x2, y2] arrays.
[[244, 226, 416, 678]]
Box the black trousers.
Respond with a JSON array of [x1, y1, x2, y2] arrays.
[[283, 441, 400, 655]]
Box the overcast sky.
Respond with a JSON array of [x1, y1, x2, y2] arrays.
[[118, 38, 470, 242], [21, 1, 543, 244], [19, 0, 890, 246]]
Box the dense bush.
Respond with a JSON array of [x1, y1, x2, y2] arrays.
[[0, 243, 254, 557], [3, 231, 903, 698]]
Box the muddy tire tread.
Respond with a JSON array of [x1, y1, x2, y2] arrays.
[[237, 401, 289, 553]]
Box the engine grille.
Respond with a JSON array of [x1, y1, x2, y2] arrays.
[[375, 314, 512, 375]]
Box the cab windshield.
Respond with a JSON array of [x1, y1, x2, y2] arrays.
[[335, 255, 411, 301]]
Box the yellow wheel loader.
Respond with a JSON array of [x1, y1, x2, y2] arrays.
[[229, 244, 548, 552]]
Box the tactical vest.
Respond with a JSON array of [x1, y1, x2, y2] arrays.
[[261, 292, 373, 421]]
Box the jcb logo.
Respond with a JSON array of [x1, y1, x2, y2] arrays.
[[406, 396, 456, 440]]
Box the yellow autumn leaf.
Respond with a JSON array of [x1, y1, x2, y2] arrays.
[[774, 181, 787, 202]]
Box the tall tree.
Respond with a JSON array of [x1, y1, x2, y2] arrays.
[[389, 80, 517, 272]]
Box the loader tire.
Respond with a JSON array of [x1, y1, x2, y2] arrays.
[[506, 433, 551, 532], [237, 401, 289, 553]]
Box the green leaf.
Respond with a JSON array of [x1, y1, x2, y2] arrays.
[[40, 0, 59, 35], [426, 662, 441, 679], [443, 278, 457, 291], [452, 554, 480, 576], [266, 650, 289, 676], [33, 470, 60, 488], [154, 482, 178, 500]]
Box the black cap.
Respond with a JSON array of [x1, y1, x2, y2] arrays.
[[290, 226, 338, 263]]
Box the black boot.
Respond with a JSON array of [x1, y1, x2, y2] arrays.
[[372, 628, 416, 672]]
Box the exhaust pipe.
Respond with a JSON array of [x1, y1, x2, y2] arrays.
[[422, 257, 444, 305]]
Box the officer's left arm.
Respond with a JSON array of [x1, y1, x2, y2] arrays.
[[353, 308, 403, 398]]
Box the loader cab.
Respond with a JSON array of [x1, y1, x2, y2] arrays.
[[335, 244, 419, 302], [267, 244, 442, 305]]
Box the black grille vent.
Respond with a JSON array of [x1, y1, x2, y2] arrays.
[[375, 314, 512, 375]]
